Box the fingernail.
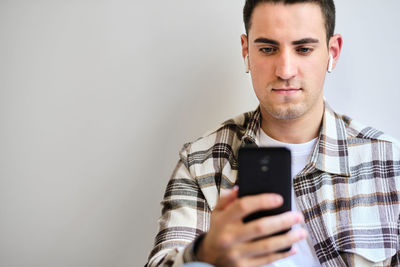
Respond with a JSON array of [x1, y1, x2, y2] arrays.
[[233, 185, 239, 191]]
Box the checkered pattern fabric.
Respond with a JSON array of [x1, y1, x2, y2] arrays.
[[147, 104, 400, 267]]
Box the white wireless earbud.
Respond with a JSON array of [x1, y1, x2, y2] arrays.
[[328, 54, 333, 73], [244, 55, 250, 73]]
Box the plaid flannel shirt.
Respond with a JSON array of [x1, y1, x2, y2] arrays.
[[147, 104, 400, 267]]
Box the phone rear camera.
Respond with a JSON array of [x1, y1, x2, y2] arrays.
[[260, 156, 270, 165], [261, 166, 268, 172]]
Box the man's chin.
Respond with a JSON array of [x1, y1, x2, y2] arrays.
[[265, 104, 306, 120]]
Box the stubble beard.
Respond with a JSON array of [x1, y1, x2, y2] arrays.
[[263, 94, 311, 120]]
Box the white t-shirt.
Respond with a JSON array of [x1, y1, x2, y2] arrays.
[[256, 128, 321, 267]]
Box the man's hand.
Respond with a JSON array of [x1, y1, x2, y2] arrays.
[[196, 186, 307, 267]]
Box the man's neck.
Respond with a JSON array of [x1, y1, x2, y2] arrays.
[[260, 100, 324, 144]]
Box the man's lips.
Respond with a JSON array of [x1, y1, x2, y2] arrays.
[[272, 88, 302, 95]]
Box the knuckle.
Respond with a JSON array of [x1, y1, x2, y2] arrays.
[[236, 199, 248, 213], [218, 232, 233, 248], [226, 249, 239, 261], [254, 220, 267, 234], [268, 216, 280, 229], [280, 214, 294, 228], [285, 231, 299, 245], [261, 214, 290, 234], [261, 239, 272, 252], [268, 215, 286, 232], [290, 229, 306, 241], [289, 231, 298, 241], [280, 216, 290, 227], [260, 194, 273, 206]]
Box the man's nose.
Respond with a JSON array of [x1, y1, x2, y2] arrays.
[[275, 51, 298, 81]]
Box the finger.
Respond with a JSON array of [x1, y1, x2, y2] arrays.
[[223, 193, 283, 222], [245, 247, 297, 267], [241, 228, 307, 257], [240, 211, 304, 242], [214, 186, 239, 211]]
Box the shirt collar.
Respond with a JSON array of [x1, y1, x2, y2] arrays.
[[241, 106, 261, 145], [241, 103, 351, 177], [310, 103, 351, 176]]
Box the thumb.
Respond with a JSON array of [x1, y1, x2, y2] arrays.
[[215, 186, 238, 211]]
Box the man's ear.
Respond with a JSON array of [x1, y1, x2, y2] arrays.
[[328, 34, 343, 71], [241, 34, 249, 59]]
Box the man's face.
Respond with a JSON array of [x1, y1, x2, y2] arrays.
[[242, 3, 332, 121]]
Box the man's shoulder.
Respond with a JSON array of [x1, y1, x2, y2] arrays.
[[340, 113, 400, 149], [179, 110, 255, 160]]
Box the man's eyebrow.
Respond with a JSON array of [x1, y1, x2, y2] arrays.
[[253, 37, 320, 46], [292, 38, 319, 45], [254, 38, 279, 45]]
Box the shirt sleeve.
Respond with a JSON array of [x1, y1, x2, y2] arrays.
[[390, 214, 400, 266], [146, 145, 211, 267]]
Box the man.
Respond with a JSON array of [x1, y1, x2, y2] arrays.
[[147, 0, 400, 266]]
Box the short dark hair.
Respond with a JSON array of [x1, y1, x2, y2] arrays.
[[243, 0, 336, 45]]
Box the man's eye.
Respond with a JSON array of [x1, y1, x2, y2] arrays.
[[297, 47, 313, 54], [260, 47, 277, 54]]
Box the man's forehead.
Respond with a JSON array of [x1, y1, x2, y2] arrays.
[[249, 2, 326, 41]]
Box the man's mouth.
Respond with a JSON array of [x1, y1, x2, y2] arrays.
[[272, 88, 302, 94]]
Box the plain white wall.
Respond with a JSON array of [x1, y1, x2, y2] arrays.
[[0, 1, 399, 266]]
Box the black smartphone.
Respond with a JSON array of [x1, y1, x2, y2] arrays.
[[238, 146, 292, 250]]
